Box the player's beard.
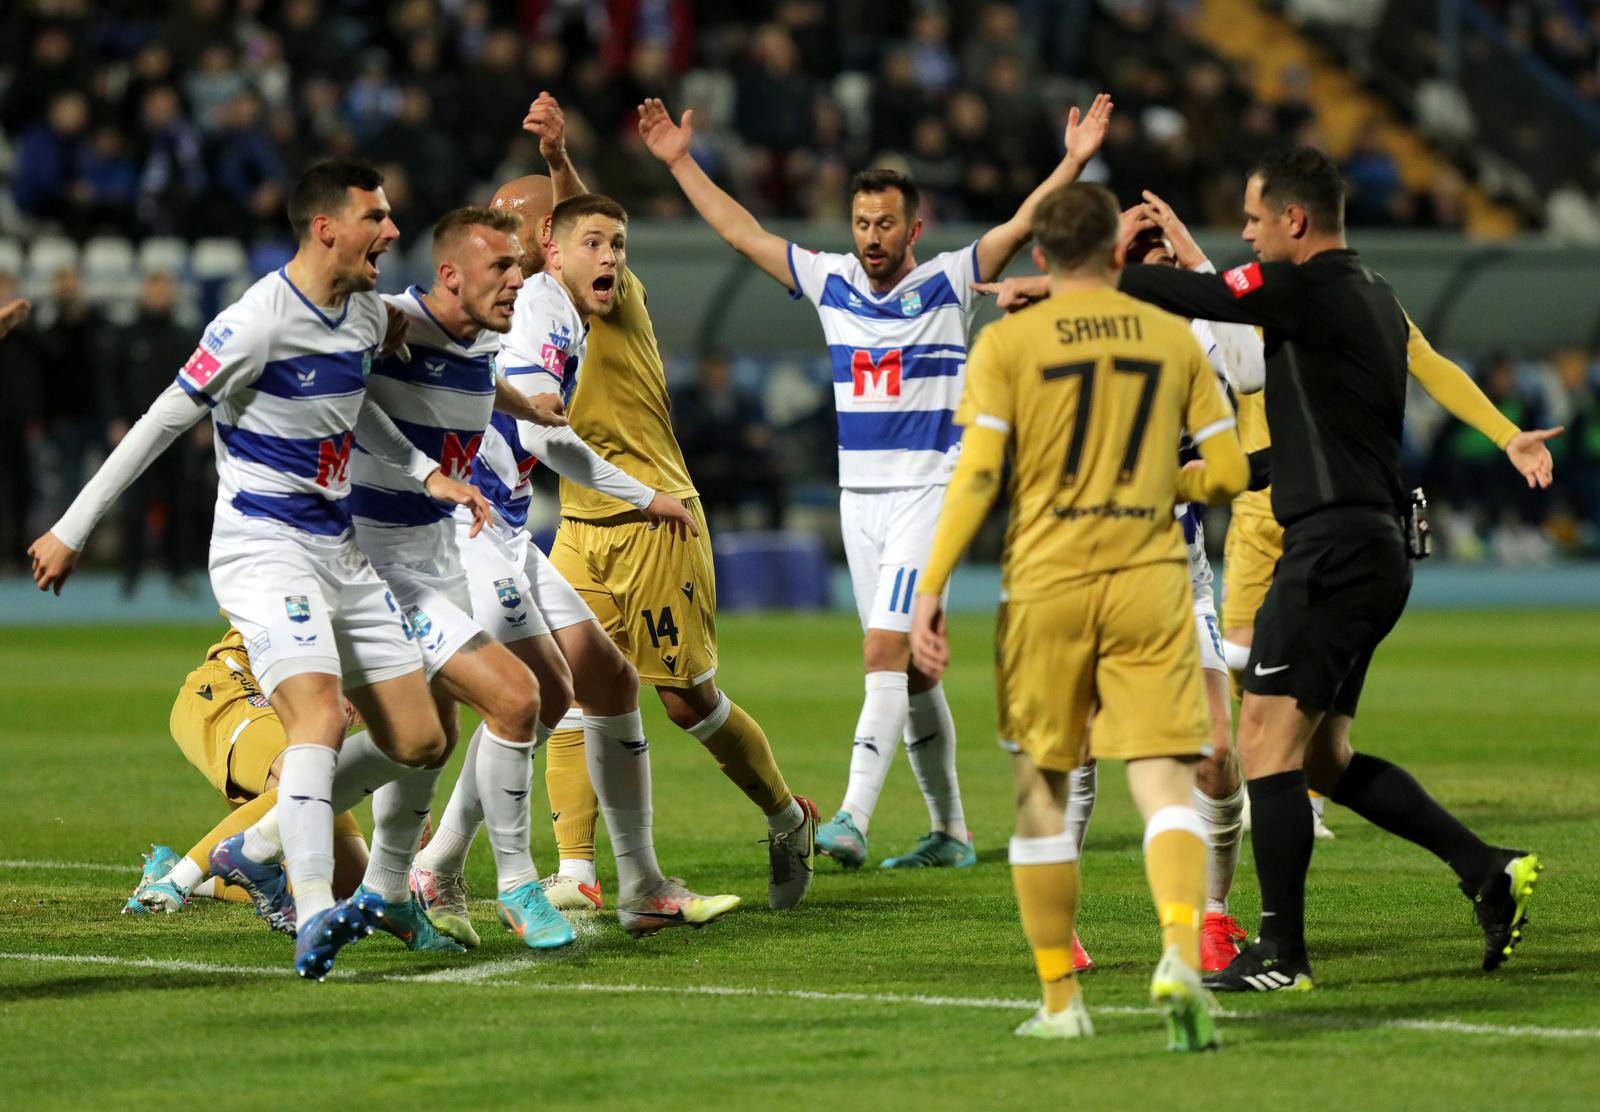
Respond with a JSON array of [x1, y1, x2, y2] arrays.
[[860, 242, 906, 283]]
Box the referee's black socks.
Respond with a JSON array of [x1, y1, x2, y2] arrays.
[[1246, 770, 1315, 959], [1331, 752, 1495, 885]]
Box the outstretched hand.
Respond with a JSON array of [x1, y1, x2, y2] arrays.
[[1138, 189, 1208, 270], [638, 98, 694, 165], [1064, 92, 1113, 166], [523, 91, 568, 163], [1506, 427, 1562, 488], [0, 297, 29, 341], [425, 470, 492, 537], [974, 275, 1050, 312]]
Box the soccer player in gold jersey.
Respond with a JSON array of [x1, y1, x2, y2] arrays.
[[125, 627, 368, 924], [911, 183, 1248, 1049], [474, 95, 817, 912]]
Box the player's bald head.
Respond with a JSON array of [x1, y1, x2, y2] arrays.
[[491, 175, 556, 274]]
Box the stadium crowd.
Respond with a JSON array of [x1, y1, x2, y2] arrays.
[[4, 0, 1600, 583]]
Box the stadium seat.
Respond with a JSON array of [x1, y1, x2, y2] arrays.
[[137, 236, 188, 276], [0, 238, 22, 279], [26, 235, 80, 283], [190, 238, 249, 282], [248, 240, 294, 279], [83, 236, 140, 307]]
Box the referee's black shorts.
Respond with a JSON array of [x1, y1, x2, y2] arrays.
[[1243, 507, 1412, 717]]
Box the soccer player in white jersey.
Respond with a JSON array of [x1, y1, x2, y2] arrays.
[[639, 93, 1113, 869], [28, 160, 492, 979], [345, 204, 586, 950], [411, 189, 741, 939]]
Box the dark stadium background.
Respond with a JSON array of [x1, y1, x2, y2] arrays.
[[5, 0, 1600, 619]]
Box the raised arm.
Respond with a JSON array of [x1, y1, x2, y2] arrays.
[[637, 98, 793, 288], [524, 91, 588, 202], [1406, 316, 1561, 488], [975, 93, 1113, 282]]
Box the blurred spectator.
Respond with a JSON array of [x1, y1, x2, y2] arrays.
[[1342, 131, 1406, 226], [1427, 354, 1550, 558], [1553, 350, 1600, 538], [673, 351, 785, 532], [110, 272, 207, 593], [11, 91, 91, 224], [136, 85, 208, 236], [210, 91, 286, 236], [0, 271, 42, 571], [33, 268, 114, 522]]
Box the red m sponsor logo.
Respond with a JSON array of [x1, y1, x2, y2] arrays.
[[439, 432, 483, 481], [315, 433, 351, 488], [516, 454, 539, 484], [850, 349, 902, 400]]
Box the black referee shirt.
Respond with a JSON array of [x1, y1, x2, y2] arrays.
[[1119, 249, 1409, 527]]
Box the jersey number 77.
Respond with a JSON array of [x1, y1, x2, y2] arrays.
[[1045, 356, 1163, 487]]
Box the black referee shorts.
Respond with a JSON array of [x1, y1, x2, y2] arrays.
[[1243, 508, 1412, 717]]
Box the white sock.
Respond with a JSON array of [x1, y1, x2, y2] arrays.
[[534, 722, 553, 752], [363, 764, 444, 902], [162, 856, 206, 894], [476, 725, 539, 893], [328, 729, 410, 814], [241, 809, 282, 863], [585, 710, 662, 901], [189, 876, 225, 899], [275, 743, 338, 920], [558, 859, 598, 886], [1063, 760, 1098, 853], [767, 797, 805, 835], [905, 683, 967, 841], [841, 671, 908, 832], [415, 724, 485, 875], [1194, 784, 1245, 915]]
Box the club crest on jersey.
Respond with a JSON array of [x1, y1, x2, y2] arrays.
[[900, 289, 922, 315], [361, 350, 374, 376], [285, 595, 311, 623], [850, 348, 902, 401], [246, 694, 270, 708], [495, 578, 523, 610]]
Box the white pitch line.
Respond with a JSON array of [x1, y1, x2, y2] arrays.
[[4, 951, 1598, 1041], [0, 860, 134, 874]]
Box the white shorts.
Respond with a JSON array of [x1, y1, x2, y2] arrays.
[[841, 485, 951, 633], [1180, 504, 1226, 675], [356, 521, 483, 681], [458, 519, 593, 644], [1194, 610, 1227, 676], [209, 509, 422, 698]]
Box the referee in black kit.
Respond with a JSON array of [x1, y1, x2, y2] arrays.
[[1111, 148, 1561, 992]]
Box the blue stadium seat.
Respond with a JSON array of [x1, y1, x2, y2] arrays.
[[713, 531, 831, 612]]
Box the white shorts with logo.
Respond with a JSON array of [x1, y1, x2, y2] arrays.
[[840, 484, 951, 634], [355, 520, 483, 681], [457, 518, 593, 644], [209, 508, 423, 698]]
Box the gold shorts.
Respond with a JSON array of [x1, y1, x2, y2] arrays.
[[996, 561, 1211, 772], [550, 498, 718, 687], [1221, 511, 1284, 634], [170, 668, 285, 803]]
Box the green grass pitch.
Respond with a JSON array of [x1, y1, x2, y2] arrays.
[[2, 609, 1597, 1109]]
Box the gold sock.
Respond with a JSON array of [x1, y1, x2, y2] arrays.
[[1012, 859, 1082, 1013], [545, 726, 597, 862], [185, 791, 278, 875], [693, 700, 793, 816], [1145, 828, 1207, 969]]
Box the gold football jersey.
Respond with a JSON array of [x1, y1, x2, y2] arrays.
[[560, 267, 698, 519], [960, 286, 1233, 599], [1231, 389, 1273, 519]]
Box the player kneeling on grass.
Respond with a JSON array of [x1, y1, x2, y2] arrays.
[[911, 183, 1248, 1049], [126, 626, 370, 924]]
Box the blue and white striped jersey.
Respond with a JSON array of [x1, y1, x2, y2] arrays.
[[786, 241, 981, 489], [175, 268, 385, 537], [350, 289, 498, 533], [471, 270, 586, 528]]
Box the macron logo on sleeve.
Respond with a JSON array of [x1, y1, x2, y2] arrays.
[[182, 345, 222, 387], [1223, 263, 1263, 298]]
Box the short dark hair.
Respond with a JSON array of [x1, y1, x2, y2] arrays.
[[431, 205, 522, 266], [1031, 183, 1119, 273], [549, 193, 628, 241], [1251, 146, 1345, 234], [288, 159, 384, 240], [851, 168, 919, 220]]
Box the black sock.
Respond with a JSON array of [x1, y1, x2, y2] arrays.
[[1330, 752, 1496, 884], [1247, 770, 1314, 959]]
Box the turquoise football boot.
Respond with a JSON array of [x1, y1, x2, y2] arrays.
[[880, 830, 976, 869], [357, 886, 466, 953], [815, 810, 868, 869]]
